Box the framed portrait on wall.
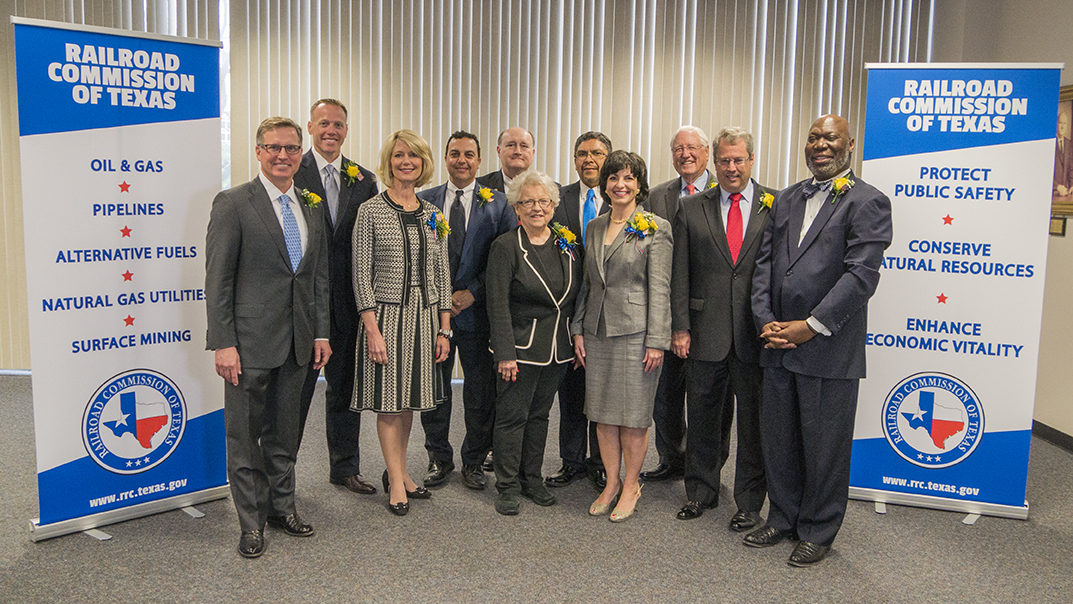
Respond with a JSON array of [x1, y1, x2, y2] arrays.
[[1053, 85, 1073, 215]]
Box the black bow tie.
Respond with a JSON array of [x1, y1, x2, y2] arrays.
[[802, 179, 833, 199]]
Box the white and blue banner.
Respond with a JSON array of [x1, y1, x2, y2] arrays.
[[850, 63, 1062, 519], [12, 18, 227, 539]]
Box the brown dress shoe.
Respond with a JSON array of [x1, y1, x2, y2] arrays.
[[330, 474, 377, 494]]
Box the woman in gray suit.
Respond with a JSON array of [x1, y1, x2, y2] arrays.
[[573, 151, 672, 522], [486, 170, 582, 516]]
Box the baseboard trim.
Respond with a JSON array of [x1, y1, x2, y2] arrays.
[[1033, 420, 1073, 454]]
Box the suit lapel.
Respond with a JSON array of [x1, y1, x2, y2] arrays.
[[739, 182, 769, 263], [249, 181, 291, 269], [517, 228, 562, 307], [700, 186, 733, 267], [792, 173, 849, 265], [591, 215, 610, 284], [603, 215, 627, 270]]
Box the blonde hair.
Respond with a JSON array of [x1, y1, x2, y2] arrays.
[[376, 130, 435, 188]]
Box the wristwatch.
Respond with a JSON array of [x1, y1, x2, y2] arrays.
[[438, 329, 453, 341]]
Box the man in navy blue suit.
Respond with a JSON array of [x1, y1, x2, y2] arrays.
[[747, 114, 892, 567], [420, 131, 512, 489]]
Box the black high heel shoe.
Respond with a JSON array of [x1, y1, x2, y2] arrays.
[[382, 470, 432, 500]]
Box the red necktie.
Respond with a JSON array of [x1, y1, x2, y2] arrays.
[[685, 183, 696, 195], [727, 192, 743, 263]]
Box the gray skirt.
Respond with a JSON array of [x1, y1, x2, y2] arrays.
[[583, 330, 661, 429]]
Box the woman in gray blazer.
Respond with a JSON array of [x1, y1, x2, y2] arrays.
[[573, 151, 672, 522], [486, 170, 582, 516]]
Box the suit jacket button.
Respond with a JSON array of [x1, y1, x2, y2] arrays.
[[786, 269, 793, 276]]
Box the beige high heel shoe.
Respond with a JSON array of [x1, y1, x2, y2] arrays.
[[609, 485, 643, 522], [589, 490, 621, 516]]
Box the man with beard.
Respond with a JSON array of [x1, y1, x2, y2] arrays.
[[746, 114, 892, 567]]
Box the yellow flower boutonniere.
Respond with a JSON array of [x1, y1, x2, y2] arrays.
[[342, 160, 363, 185], [624, 211, 659, 245], [427, 211, 450, 240], [299, 188, 322, 207], [707, 180, 718, 190], [477, 187, 494, 207], [757, 191, 774, 215], [831, 177, 854, 203], [550, 222, 578, 260]]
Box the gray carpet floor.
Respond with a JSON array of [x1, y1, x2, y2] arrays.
[[1, 373, 1071, 603]]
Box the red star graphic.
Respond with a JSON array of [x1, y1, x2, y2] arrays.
[[943, 215, 954, 225], [937, 293, 948, 304], [120, 226, 132, 237], [123, 315, 135, 326], [119, 181, 131, 192], [122, 270, 134, 281]]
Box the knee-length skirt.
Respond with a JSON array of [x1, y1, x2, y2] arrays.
[[583, 330, 661, 428], [351, 287, 446, 413]]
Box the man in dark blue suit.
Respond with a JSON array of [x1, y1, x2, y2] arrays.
[[420, 131, 512, 489], [293, 99, 379, 496], [545, 131, 611, 490], [747, 114, 892, 567]]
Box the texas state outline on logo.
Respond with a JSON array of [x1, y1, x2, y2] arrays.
[[81, 368, 186, 474], [882, 372, 984, 469]]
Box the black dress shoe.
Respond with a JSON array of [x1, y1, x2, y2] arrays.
[[676, 500, 716, 520], [238, 529, 265, 558], [423, 460, 455, 487], [482, 452, 495, 473], [520, 484, 557, 506], [729, 510, 761, 532], [544, 465, 583, 487], [266, 513, 314, 537], [589, 467, 607, 490], [383, 470, 433, 499], [743, 525, 791, 548], [330, 474, 377, 494], [387, 501, 409, 516], [640, 463, 684, 482], [461, 465, 487, 490], [788, 541, 830, 567]]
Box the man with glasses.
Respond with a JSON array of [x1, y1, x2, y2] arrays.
[[546, 131, 612, 490], [640, 126, 716, 486], [292, 99, 379, 497], [669, 127, 772, 531], [418, 131, 512, 490], [478, 127, 537, 193], [206, 117, 331, 558]]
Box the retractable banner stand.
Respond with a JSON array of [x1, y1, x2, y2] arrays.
[[850, 63, 1062, 519], [12, 18, 228, 540]]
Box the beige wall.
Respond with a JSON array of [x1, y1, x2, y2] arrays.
[[934, 0, 1073, 434]]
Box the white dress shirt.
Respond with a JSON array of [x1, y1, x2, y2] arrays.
[[444, 180, 476, 230], [259, 171, 308, 257], [719, 181, 754, 234]]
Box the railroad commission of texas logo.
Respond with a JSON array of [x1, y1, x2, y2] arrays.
[[882, 372, 983, 469], [82, 369, 186, 474]]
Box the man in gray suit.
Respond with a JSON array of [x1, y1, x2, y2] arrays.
[[641, 126, 716, 483], [747, 114, 892, 567], [477, 127, 536, 193], [206, 117, 332, 558], [670, 127, 772, 531]]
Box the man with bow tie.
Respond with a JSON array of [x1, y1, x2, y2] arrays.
[[746, 114, 892, 567]]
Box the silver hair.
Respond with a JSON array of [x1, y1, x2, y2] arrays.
[[671, 125, 710, 149], [505, 170, 560, 207]]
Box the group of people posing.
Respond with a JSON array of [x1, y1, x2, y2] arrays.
[[205, 98, 893, 568]]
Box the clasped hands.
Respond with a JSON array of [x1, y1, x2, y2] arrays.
[[759, 320, 816, 349]]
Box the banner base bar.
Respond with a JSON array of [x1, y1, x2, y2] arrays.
[[29, 485, 230, 542], [850, 487, 1028, 520]]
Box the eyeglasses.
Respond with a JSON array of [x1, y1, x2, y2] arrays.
[[517, 199, 554, 208], [716, 157, 750, 168], [259, 143, 303, 155], [672, 144, 706, 155], [574, 150, 608, 160]]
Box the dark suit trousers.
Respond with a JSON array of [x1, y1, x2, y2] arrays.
[[684, 357, 734, 505], [224, 350, 306, 532], [556, 364, 602, 471], [298, 327, 362, 480], [493, 362, 568, 495], [421, 330, 497, 467], [652, 352, 688, 469], [761, 366, 858, 547], [727, 354, 766, 513]]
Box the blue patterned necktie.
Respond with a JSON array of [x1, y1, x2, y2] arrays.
[[801, 179, 833, 199], [324, 164, 339, 226], [582, 188, 596, 245], [279, 194, 303, 272]]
